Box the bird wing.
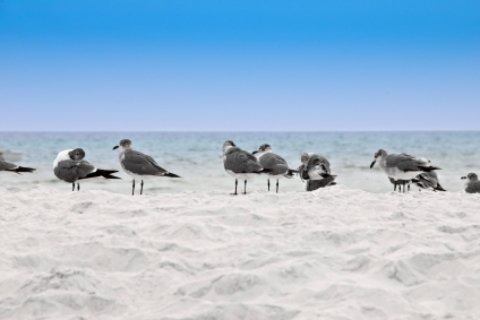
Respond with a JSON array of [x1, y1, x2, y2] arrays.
[[0, 160, 17, 171], [387, 154, 428, 172], [54, 159, 94, 182], [224, 148, 262, 173], [123, 150, 168, 175], [259, 153, 288, 175]]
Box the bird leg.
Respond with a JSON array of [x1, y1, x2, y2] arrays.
[[77, 183, 80, 191], [132, 179, 135, 196], [276, 179, 279, 193], [72, 182, 75, 192], [232, 179, 238, 195], [243, 180, 247, 195], [267, 179, 270, 191], [140, 180, 144, 195]]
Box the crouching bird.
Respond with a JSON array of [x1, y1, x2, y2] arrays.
[[53, 148, 120, 191]]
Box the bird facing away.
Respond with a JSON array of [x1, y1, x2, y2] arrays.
[[252, 143, 297, 193], [370, 149, 440, 193], [223, 140, 265, 195], [53, 148, 120, 191], [298, 153, 337, 191], [113, 139, 180, 195], [461, 173, 480, 193], [412, 171, 446, 192]]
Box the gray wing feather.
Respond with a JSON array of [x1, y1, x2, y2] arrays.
[[307, 155, 331, 174], [54, 160, 95, 182], [259, 153, 288, 175], [0, 160, 17, 171], [386, 154, 428, 172], [224, 148, 262, 173], [466, 181, 480, 193], [122, 150, 168, 175]]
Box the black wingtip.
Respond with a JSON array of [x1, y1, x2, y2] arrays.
[[435, 184, 447, 192], [14, 166, 36, 173], [419, 165, 441, 172], [84, 169, 121, 180], [164, 172, 181, 178]]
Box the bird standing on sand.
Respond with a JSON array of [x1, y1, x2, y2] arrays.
[[252, 143, 296, 193], [0, 158, 35, 174], [53, 148, 120, 191], [223, 140, 265, 195], [370, 149, 440, 193], [113, 139, 180, 195], [298, 153, 336, 191], [461, 173, 480, 193]]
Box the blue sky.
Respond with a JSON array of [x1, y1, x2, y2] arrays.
[[0, 0, 479, 131]]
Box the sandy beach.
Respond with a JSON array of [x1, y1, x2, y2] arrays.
[[1, 186, 479, 320]]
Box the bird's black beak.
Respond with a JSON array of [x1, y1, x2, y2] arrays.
[[461, 176, 467, 180], [370, 160, 376, 169], [113, 145, 119, 150], [252, 150, 258, 155]]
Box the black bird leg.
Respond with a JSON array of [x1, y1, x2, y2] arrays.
[[232, 179, 238, 195], [132, 179, 135, 196], [267, 179, 271, 191], [72, 182, 75, 192], [77, 183, 80, 191], [402, 181, 406, 193], [140, 180, 144, 195], [276, 179, 279, 193], [243, 180, 247, 195]]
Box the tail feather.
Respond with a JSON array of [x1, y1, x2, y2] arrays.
[[82, 169, 121, 180], [12, 166, 36, 173], [434, 183, 446, 192], [163, 172, 180, 178], [284, 169, 298, 178]]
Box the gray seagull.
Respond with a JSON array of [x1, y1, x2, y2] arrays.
[[113, 139, 180, 195], [53, 148, 120, 191], [461, 173, 480, 193], [252, 143, 296, 193], [370, 149, 440, 192], [223, 140, 265, 195], [298, 153, 337, 191]]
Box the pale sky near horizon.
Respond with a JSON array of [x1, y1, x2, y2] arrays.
[[0, 0, 479, 131]]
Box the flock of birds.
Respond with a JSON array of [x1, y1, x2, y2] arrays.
[[1, 138, 480, 194]]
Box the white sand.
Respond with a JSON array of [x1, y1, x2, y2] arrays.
[[1, 186, 480, 320]]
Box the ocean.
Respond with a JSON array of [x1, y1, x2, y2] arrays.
[[1, 131, 479, 193]]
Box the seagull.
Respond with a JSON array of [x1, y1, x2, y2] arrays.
[[252, 143, 296, 193], [461, 173, 480, 193], [370, 149, 440, 192], [298, 153, 336, 191], [53, 148, 120, 191], [412, 171, 446, 192], [0, 158, 35, 174], [223, 140, 265, 195], [113, 139, 180, 195]]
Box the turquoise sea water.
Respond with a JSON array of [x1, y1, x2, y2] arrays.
[[1, 132, 479, 193]]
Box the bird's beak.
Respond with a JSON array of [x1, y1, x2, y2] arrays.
[[370, 160, 376, 169], [252, 150, 258, 155], [113, 145, 119, 150], [461, 176, 467, 180]]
